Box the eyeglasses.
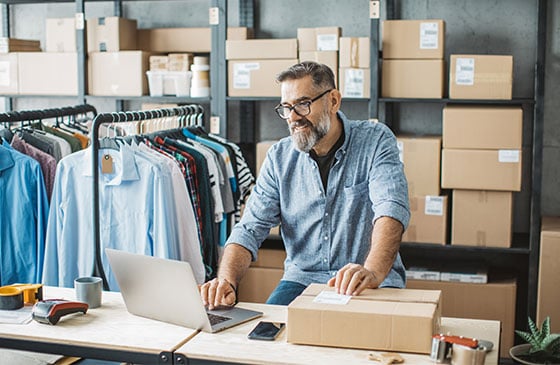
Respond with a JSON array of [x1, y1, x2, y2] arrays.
[[274, 89, 333, 120]]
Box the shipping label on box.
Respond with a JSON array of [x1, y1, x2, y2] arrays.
[[441, 148, 522, 191], [451, 189, 513, 247], [381, 59, 444, 98], [339, 68, 370, 98], [449, 55, 513, 100], [297, 27, 341, 51], [397, 136, 441, 197], [288, 284, 441, 354], [382, 19, 445, 59], [443, 106, 523, 149], [228, 59, 297, 97]]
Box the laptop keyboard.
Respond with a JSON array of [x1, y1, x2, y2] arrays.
[[207, 313, 231, 326]]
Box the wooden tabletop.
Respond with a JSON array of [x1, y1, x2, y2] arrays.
[[175, 302, 501, 365]]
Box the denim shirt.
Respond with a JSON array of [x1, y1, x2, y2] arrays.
[[227, 111, 410, 287]]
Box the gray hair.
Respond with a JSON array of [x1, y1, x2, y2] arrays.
[[276, 61, 336, 91]]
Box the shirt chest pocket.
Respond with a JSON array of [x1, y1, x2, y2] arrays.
[[343, 180, 369, 198]]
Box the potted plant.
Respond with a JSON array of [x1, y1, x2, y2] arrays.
[[510, 316, 560, 364]]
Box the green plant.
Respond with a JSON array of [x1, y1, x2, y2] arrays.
[[514, 316, 560, 364]]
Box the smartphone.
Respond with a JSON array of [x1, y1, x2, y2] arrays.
[[247, 321, 285, 341]]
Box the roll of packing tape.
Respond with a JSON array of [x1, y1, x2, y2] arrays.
[[0, 287, 24, 310], [451, 344, 487, 365]]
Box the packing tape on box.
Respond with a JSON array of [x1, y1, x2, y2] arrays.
[[451, 344, 487, 365]]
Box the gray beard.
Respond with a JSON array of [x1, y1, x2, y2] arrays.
[[289, 114, 330, 153]]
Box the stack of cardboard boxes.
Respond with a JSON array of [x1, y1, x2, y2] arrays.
[[297, 27, 340, 91], [338, 36, 370, 98], [381, 19, 445, 98]]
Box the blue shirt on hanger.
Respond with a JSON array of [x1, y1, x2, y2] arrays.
[[0, 140, 49, 285]]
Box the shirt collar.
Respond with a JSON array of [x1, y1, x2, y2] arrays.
[[82, 144, 139, 183], [0, 140, 15, 172]]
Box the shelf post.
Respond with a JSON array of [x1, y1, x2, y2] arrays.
[[369, 0, 380, 120], [75, 0, 86, 105], [2, 3, 12, 112], [210, 0, 227, 137]]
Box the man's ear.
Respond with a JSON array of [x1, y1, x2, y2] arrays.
[[330, 89, 342, 113]]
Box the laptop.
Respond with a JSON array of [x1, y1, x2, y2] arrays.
[[105, 248, 263, 333]]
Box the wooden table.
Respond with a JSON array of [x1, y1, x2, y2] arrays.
[[0, 286, 197, 364], [0, 287, 501, 365], [174, 302, 501, 365]]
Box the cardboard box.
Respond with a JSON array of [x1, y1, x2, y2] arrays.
[[288, 284, 441, 354], [149, 55, 169, 71], [237, 267, 283, 303], [397, 135, 441, 197], [443, 106, 523, 149], [297, 27, 341, 51], [439, 269, 488, 284], [46, 18, 77, 52], [449, 54, 513, 100], [451, 189, 513, 247], [441, 148, 522, 191], [0, 53, 18, 94], [228, 59, 297, 97], [406, 267, 441, 281], [382, 19, 445, 59], [87, 17, 137, 53], [138, 27, 250, 53], [407, 279, 516, 358], [88, 51, 150, 96], [339, 67, 370, 98], [226, 39, 297, 60], [168, 53, 193, 72], [381, 59, 444, 98], [18, 52, 77, 95], [537, 216, 560, 332], [251, 248, 286, 269], [403, 195, 447, 245], [255, 140, 281, 237], [0, 37, 41, 52], [299, 51, 338, 85], [339, 37, 369, 68]]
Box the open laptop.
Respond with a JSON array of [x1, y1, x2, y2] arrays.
[[105, 248, 263, 333]]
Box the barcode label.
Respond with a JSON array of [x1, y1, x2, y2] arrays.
[[317, 34, 338, 51], [498, 150, 520, 163], [425, 196, 444, 216], [455, 58, 475, 85], [233, 63, 260, 89], [343, 69, 364, 98], [420, 22, 439, 49]]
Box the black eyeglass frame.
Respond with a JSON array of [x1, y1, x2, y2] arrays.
[[274, 89, 333, 120]]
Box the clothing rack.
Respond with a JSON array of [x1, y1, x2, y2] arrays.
[[0, 104, 97, 126], [91, 105, 205, 290]]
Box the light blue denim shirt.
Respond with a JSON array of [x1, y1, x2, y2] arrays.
[[227, 111, 410, 287]]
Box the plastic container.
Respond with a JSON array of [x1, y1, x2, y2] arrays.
[[146, 70, 192, 97]]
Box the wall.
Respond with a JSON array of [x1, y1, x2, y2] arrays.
[[0, 0, 559, 221]]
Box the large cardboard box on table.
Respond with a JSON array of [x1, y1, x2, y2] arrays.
[[449, 54, 513, 100], [537, 216, 560, 332], [88, 51, 150, 96], [403, 195, 448, 245], [0, 53, 18, 94], [381, 59, 444, 98], [382, 19, 445, 59], [407, 279, 516, 358], [441, 148, 522, 191], [297, 27, 341, 51], [228, 59, 297, 97], [87, 17, 137, 53], [288, 283, 441, 354], [451, 189, 513, 247], [138, 27, 250, 53], [443, 105, 523, 149], [397, 135, 441, 197], [46, 17, 78, 52], [18, 52, 77, 95], [226, 39, 297, 60]]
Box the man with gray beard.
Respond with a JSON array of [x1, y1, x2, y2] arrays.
[[201, 61, 410, 307]]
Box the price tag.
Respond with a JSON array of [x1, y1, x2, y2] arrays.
[[101, 154, 113, 174], [210, 116, 220, 135]]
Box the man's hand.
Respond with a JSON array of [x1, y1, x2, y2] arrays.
[[327, 263, 382, 296], [199, 278, 237, 310]]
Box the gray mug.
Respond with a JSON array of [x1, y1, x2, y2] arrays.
[[74, 276, 102, 308]]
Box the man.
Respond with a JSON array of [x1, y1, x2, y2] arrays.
[[201, 61, 409, 308]]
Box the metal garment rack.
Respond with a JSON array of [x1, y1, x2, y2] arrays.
[[90, 105, 204, 290], [0, 104, 97, 126]]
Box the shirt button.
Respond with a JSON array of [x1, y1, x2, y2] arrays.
[[325, 213, 329, 217], [323, 258, 328, 263], [324, 236, 328, 240]]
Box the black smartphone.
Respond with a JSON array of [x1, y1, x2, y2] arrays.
[[247, 321, 285, 341]]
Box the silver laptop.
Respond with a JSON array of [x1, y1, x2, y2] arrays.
[[105, 248, 263, 333]]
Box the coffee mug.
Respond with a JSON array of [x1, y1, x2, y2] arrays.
[[74, 276, 102, 308]]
